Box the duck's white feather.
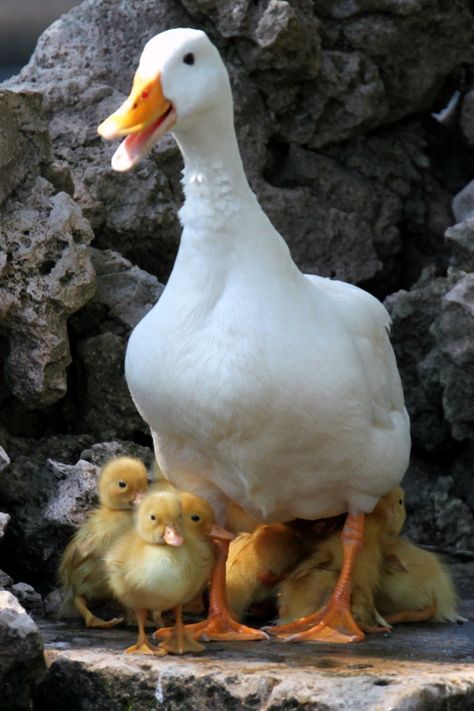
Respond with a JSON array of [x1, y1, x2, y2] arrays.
[[124, 28, 410, 525]]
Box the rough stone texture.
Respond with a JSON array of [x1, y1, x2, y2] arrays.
[[6, 0, 473, 286], [446, 217, 474, 271], [0, 435, 153, 579], [460, 87, 474, 146], [0, 89, 95, 409], [452, 178, 474, 223], [0, 591, 46, 711], [33, 565, 474, 711], [0, 0, 472, 650], [0, 512, 10, 542], [11, 583, 44, 618]]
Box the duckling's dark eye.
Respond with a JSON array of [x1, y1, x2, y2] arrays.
[[118, 480, 127, 489], [191, 514, 201, 522], [183, 52, 195, 65], [399, 499, 403, 505], [150, 514, 156, 521]]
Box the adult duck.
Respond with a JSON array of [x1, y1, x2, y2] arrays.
[[98, 28, 410, 643]]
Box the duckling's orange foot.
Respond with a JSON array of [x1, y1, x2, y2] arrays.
[[284, 603, 365, 644], [86, 615, 124, 629], [125, 641, 167, 655], [159, 629, 205, 654], [195, 612, 269, 642]]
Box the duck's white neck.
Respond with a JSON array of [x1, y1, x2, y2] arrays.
[[172, 108, 255, 228]]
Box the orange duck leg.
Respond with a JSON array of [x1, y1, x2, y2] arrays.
[[154, 538, 268, 642], [268, 513, 366, 643]]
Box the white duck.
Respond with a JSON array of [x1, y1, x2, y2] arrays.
[[98, 27, 410, 644]]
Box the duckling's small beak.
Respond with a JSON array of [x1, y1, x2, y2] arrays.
[[97, 70, 176, 172], [209, 524, 235, 542], [163, 525, 183, 547], [131, 490, 146, 506]]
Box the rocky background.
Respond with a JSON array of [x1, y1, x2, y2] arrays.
[[0, 0, 474, 687]]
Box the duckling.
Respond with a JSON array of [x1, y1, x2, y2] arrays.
[[276, 487, 406, 634], [152, 491, 233, 648], [58, 456, 148, 628], [375, 538, 467, 624], [225, 524, 306, 622], [106, 490, 225, 654]]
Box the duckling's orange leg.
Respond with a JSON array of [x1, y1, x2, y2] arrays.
[[74, 595, 124, 629], [385, 604, 437, 625], [154, 539, 268, 642], [159, 605, 205, 654], [268, 513, 366, 643], [126, 608, 167, 655]]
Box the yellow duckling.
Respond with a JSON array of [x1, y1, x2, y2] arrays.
[[106, 490, 226, 655], [276, 487, 406, 634], [226, 523, 306, 622], [375, 538, 467, 624], [58, 456, 148, 628]]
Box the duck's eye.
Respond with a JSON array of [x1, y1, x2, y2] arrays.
[[118, 480, 127, 489], [399, 499, 403, 506], [191, 514, 201, 522], [150, 514, 157, 521], [183, 52, 195, 65]]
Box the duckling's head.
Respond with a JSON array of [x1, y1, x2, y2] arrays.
[[136, 491, 184, 546], [180, 492, 234, 542], [373, 486, 406, 535], [98, 28, 231, 171], [98, 457, 148, 510]]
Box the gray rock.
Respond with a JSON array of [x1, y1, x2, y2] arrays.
[[403, 458, 474, 550], [0, 434, 152, 579], [460, 88, 474, 146], [433, 272, 474, 441], [11, 583, 44, 618], [452, 179, 474, 223], [0, 89, 95, 408], [0, 446, 10, 473], [0, 591, 46, 711], [33, 598, 474, 711], [385, 273, 453, 453], [7, 0, 472, 287], [74, 332, 150, 440], [445, 218, 474, 272], [0, 512, 10, 542], [0, 570, 13, 590], [42, 459, 100, 527]]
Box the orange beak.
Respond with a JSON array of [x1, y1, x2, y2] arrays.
[[97, 70, 176, 172], [208, 524, 235, 542]]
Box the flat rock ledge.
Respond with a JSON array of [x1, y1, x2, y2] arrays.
[[35, 599, 474, 710]]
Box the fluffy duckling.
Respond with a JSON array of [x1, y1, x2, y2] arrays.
[[375, 538, 466, 624], [106, 490, 224, 655], [58, 457, 148, 628], [225, 524, 306, 622], [277, 487, 406, 634]]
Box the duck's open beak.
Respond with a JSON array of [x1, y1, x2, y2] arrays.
[[97, 71, 176, 172]]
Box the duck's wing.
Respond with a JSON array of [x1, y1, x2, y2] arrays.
[[305, 275, 406, 426]]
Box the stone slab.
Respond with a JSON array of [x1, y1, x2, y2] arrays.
[[35, 593, 474, 710]]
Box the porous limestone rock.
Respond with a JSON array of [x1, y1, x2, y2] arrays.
[[6, 0, 472, 286], [0, 435, 152, 579], [0, 89, 95, 409], [0, 591, 46, 711]]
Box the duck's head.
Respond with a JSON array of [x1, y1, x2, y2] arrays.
[[98, 28, 230, 172], [373, 486, 406, 535], [98, 457, 148, 510], [136, 491, 184, 546], [180, 492, 234, 542]]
